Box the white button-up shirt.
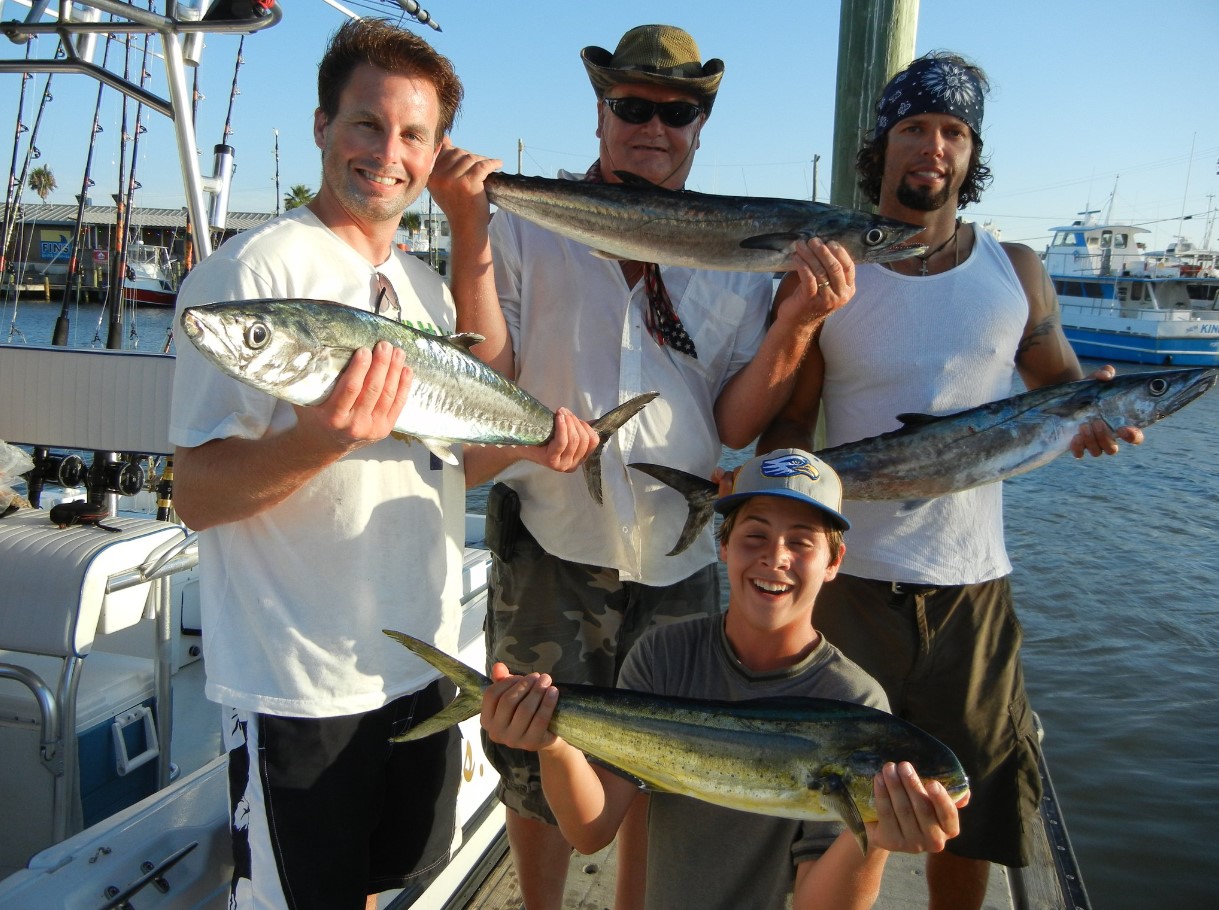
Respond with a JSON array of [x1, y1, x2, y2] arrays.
[[491, 198, 771, 585]]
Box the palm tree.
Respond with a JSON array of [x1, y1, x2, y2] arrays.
[[283, 184, 314, 210], [28, 164, 56, 201], [401, 211, 421, 234]]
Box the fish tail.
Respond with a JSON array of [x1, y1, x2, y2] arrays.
[[583, 391, 659, 504], [628, 462, 717, 555], [382, 630, 488, 742]]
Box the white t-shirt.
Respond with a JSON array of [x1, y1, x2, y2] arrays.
[[169, 207, 466, 717], [819, 227, 1028, 584], [490, 194, 772, 585]]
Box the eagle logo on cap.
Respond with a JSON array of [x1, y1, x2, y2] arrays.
[[760, 454, 819, 482]]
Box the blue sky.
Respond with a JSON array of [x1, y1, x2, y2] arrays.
[[2, 0, 1216, 253]]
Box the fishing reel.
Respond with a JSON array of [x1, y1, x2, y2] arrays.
[[23, 448, 87, 508], [88, 454, 146, 498]]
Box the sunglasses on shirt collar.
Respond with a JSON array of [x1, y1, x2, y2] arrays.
[[603, 96, 704, 128]]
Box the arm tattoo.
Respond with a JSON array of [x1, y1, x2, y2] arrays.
[[1016, 315, 1058, 358]]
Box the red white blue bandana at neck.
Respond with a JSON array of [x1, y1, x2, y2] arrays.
[[584, 160, 698, 359]]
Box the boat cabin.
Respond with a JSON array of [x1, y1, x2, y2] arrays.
[[1043, 217, 1149, 279]]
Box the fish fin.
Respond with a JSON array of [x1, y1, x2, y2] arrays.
[[446, 332, 486, 351], [739, 232, 805, 252], [421, 438, 459, 465], [894, 412, 939, 427], [822, 775, 869, 856], [611, 170, 663, 188], [583, 392, 660, 504], [382, 630, 489, 742], [589, 756, 651, 791], [628, 462, 717, 555], [388, 431, 460, 465], [588, 248, 627, 261]]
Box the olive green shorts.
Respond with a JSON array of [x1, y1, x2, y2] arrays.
[[483, 528, 719, 824], [814, 573, 1042, 867]]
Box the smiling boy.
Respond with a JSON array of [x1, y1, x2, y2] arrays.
[[481, 449, 966, 910]]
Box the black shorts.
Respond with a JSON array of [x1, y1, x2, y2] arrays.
[[223, 679, 459, 910]]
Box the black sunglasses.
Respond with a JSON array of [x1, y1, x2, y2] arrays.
[[603, 96, 703, 128]]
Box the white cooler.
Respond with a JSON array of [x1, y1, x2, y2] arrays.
[[0, 650, 159, 872], [0, 508, 189, 875]]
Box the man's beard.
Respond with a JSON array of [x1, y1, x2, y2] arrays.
[[896, 177, 955, 212]]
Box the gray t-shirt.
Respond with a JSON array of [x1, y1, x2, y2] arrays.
[[618, 615, 889, 910]]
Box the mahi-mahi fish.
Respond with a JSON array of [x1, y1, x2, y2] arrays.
[[483, 171, 927, 272], [383, 630, 967, 855], [180, 299, 657, 503], [632, 367, 1218, 554]]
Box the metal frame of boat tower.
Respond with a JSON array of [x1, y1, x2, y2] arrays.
[[0, 1, 283, 263]]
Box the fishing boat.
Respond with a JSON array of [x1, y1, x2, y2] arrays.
[[1043, 213, 1219, 366], [0, 4, 1091, 909], [121, 243, 178, 307]]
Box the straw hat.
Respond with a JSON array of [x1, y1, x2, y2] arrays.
[[581, 24, 724, 114]]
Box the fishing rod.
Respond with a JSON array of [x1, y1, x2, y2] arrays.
[[207, 32, 244, 246], [2, 71, 54, 296], [116, 20, 155, 350], [53, 33, 115, 347], [105, 21, 136, 349], [1, 44, 33, 278]]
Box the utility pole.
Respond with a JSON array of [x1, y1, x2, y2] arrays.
[[831, 0, 919, 210], [517, 138, 523, 174], [812, 154, 820, 202]]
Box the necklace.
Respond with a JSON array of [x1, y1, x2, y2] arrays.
[[916, 218, 961, 276]]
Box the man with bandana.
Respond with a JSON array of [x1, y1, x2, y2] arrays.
[[445, 24, 857, 910], [760, 52, 1144, 909]]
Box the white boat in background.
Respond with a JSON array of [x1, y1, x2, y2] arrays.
[[122, 244, 178, 308], [1044, 214, 1219, 366]]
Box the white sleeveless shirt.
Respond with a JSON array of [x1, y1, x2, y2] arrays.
[[819, 227, 1027, 584]]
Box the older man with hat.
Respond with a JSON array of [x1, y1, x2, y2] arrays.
[[453, 23, 858, 909], [759, 51, 1144, 910]]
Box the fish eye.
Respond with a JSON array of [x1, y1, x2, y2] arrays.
[[863, 228, 885, 246], [1147, 377, 1168, 397], [244, 321, 271, 349]]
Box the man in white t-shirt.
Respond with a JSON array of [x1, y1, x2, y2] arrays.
[[170, 20, 592, 910]]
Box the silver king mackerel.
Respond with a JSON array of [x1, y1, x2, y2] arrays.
[[383, 631, 968, 856], [180, 299, 657, 503], [633, 368, 1219, 554], [483, 171, 927, 271]]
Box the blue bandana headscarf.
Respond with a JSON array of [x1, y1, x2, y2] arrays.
[[874, 56, 984, 139]]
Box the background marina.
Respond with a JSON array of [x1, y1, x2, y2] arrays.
[[4, 301, 1216, 908]]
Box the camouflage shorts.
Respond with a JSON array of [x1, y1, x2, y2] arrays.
[[484, 528, 718, 823]]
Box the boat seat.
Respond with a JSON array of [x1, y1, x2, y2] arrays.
[[0, 508, 186, 658]]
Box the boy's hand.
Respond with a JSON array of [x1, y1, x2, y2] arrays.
[[867, 761, 968, 854], [481, 663, 561, 752]]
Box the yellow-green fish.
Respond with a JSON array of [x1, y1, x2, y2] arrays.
[[384, 630, 968, 855]]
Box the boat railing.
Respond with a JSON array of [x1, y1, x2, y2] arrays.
[[1059, 298, 1198, 323]]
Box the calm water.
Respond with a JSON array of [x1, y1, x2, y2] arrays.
[[5, 300, 1217, 909]]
